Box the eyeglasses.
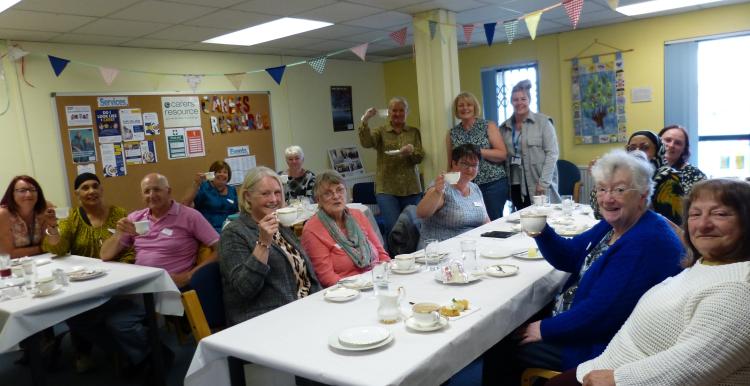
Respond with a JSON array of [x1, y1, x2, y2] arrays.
[[14, 188, 38, 194], [321, 186, 346, 200], [458, 161, 479, 170], [626, 143, 650, 152], [595, 186, 638, 198]]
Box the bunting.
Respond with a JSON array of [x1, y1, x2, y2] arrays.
[[428, 21, 438, 40], [607, 0, 618, 10], [48, 55, 70, 77], [525, 11, 543, 40], [265, 65, 286, 85], [484, 22, 497, 46], [225, 73, 245, 90], [463, 24, 475, 45], [563, 0, 584, 29], [7, 46, 29, 61], [504, 20, 518, 44], [185, 74, 203, 92], [350, 43, 368, 61], [307, 56, 327, 74], [389, 27, 407, 46], [98, 67, 119, 86]]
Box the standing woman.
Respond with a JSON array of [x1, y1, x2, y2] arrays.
[[0, 175, 57, 258], [499, 80, 560, 210], [279, 145, 316, 203], [359, 97, 424, 238], [181, 160, 238, 233], [659, 124, 707, 194], [446, 92, 508, 220]]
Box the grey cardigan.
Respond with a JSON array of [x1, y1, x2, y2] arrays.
[[219, 212, 321, 325]]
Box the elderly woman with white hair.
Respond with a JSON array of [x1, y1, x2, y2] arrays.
[[483, 149, 684, 385], [279, 145, 316, 203], [219, 166, 321, 325]]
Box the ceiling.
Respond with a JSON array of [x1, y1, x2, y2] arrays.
[[1, 0, 747, 62]]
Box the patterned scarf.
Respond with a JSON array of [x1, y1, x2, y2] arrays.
[[316, 209, 375, 268]]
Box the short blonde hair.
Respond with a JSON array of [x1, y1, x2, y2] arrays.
[[238, 166, 283, 214], [284, 145, 304, 159], [453, 92, 481, 119]]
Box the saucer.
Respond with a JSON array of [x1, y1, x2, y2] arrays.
[[485, 264, 520, 277], [338, 277, 373, 291], [328, 332, 394, 352], [324, 287, 360, 302], [390, 264, 420, 274], [384, 150, 401, 155], [512, 250, 545, 260], [32, 285, 62, 298], [68, 268, 107, 281], [405, 316, 449, 332], [556, 224, 589, 236], [433, 271, 482, 284]]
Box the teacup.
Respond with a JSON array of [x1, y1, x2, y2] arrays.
[[279, 174, 289, 184], [377, 109, 389, 118], [393, 254, 415, 270], [276, 207, 299, 227], [134, 220, 150, 235], [36, 276, 55, 294], [54, 207, 69, 219], [205, 171, 216, 181], [444, 172, 460, 185], [520, 213, 547, 236], [412, 302, 441, 327]]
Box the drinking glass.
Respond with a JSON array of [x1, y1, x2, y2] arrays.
[[460, 239, 477, 272], [371, 261, 390, 296], [424, 239, 439, 272], [21, 258, 36, 290], [0, 254, 10, 280], [561, 195, 574, 217]]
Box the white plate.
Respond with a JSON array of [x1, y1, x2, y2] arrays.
[[512, 250, 545, 260], [480, 249, 512, 259], [324, 287, 360, 302], [328, 332, 394, 352], [556, 224, 590, 236], [390, 264, 421, 274], [433, 271, 483, 284], [68, 268, 107, 281], [338, 276, 373, 291], [35, 257, 52, 266], [485, 264, 520, 277], [32, 285, 62, 298], [405, 316, 449, 332], [384, 150, 401, 155], [338, 326, 390, 347]]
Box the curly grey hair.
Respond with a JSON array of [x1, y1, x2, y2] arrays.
[[591, 149, 655, 206]]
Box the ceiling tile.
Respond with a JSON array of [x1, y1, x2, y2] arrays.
[[260, 36, 327, 49], [180, 42, 239, 52], [399, 0, 489, 14], [295, 2, 384, 23], [108, 1, 218, 24], [341, 28, 397, 43], [302, 39, 358, 52], [119, 38, 193, 49], [0, 10, 96, 33], [303, 24, 375, 39], [147, 25, 233, 41], [347, 0, 427, 10], [184, 9, 275, 29], [169, 0, 245, 7], [231, 0, 337, 16], [72, 19, 170, 37], [13, 0, 142, 17], [0, 28, 59, 41], [49, 34, 133, 45], [344, 11, 413, 29]]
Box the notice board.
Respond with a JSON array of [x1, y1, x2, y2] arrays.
[[53, 92, 274, 212]]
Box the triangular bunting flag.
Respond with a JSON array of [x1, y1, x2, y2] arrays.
[[48, 55, 70, 77], [307, 56, 327, 74], [350, 43, 368, 61], [463, 24, 475, 45], [504, 20, 518, 44], [99, 67, 119, 86], [225, 73, 245, 90], [389, 27, 407, 46], [484, 22, 496, 46], [524, 11, 543, 40], [265, 65, 286, 85], [563, 0, 584, 29], [7, 46, 29, 61], [428, 21, 437, 40], [607, 0, 618, 10], [184, 74, 203, 93]]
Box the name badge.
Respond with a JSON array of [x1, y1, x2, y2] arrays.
[[227, 198, 234, 204], [511, 155, 522, 166], [161, 228, 173, 236], [473, 201, 484, 207]]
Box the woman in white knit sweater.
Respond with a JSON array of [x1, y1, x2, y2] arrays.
[[548, 178, 750, 386]]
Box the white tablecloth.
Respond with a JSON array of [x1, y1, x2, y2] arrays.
[[185, 207, 597, 386], [0, 253, 183, 353]]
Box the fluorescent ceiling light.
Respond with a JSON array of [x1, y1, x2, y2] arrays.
[[617, 0, 724, 16], [0, 0, 22, 14], [204, 17, 332, 46]]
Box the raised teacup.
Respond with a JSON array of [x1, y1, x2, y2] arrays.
[[444, 172, 460, 185], [520, 213, 547, 236], [204, 171, 216, 181], [54, 207, 69, 219], [412, 302, 441, 327], [276, 207, 299, 227], [393, 254, 415, 270], [134, 220, 150, 235]]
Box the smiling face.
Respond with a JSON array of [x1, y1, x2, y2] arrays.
[[140, 175, 172, 215], [388, 101, 407, 128], [247, 175, 283, 221], [687, 193, 742, 262], [660, 128, 687, 166], [76, 179, 103, 208], [286, 154, 303, 172], [626, 135, 657, 160], [596, 168, 647, 233], [212, 167, 230, 188], [13, 179, 39, 210], [456, 97, 476, 121], [452, 155, 480, 183], [511, 90, 530, 119]]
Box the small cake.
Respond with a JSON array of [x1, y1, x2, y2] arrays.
[[452, 298, 469, 311], [439, 305, 460, 317], [441, 260, 470, 283], [528, 247, 538, 258]]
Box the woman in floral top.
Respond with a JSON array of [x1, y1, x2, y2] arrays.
[[279, 145, 316, 204], [659, 124, 707, 194]]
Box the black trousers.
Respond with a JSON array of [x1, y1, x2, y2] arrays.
[[511, 184, 532, 211]]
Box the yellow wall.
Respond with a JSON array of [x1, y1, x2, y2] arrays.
[[0, 42, 385, 205], [384, 3, 750, 166]]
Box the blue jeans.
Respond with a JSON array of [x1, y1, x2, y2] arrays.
[[376, 193, 422, 239], [478, 177, 508, 221]]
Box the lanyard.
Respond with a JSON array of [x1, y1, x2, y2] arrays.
[[511, 118, 521, 154]]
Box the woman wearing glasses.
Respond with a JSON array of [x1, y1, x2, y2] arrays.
[[659, 124, 707, 194], [0, 175, 57, 258], [301, 171, 389, 288], [417, 144, 490, 247], [483, 149, 683, 385]]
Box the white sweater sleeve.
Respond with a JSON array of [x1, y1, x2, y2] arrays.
[[614, 282, 750, 386]]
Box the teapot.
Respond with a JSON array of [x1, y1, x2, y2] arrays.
[[377, 286, 405, 324]]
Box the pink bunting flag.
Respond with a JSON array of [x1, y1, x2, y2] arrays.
[[184, 74, 203, 92], [99, 67, 119, 86], [463, 24, 475, 44], [563, 0, 584, 29], [389, 27, 407, 46], [350, 43, 369, 61]]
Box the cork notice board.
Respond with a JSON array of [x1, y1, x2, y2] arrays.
[[53, 92, 275, 212]]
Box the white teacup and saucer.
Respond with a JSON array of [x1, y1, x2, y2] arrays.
[[32, 276, 61, 297], [406, 302, 448, 332], [391, 255, 419, 274]]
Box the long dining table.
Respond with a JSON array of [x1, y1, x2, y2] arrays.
[[185, 205, 597, 386]]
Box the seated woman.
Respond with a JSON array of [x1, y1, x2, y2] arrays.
[[483, 149, 685, 385], [279, 145, 316, 204], [181, 160, 238, 233], [301, 170, 390, 287], [548, 178, 750, 386], [0, 175, 57, 258], [220, 166, 321, 325], [417, 144, 489, 246], [659, 124, 707, 194]]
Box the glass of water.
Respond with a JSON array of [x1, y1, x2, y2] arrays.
[[371, 261, 390, 296], [424, 239, 440, 271], [561, 195, 574, 217], [460, 239, 478, 272]]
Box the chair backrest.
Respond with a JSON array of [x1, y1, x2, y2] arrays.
[[182, 290, 211, 342], [352, 182, 377, 205], [189, 261, 226, 330], [556, 159, 582, 201]]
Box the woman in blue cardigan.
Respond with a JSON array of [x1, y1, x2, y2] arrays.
[[483, 149, 684, 385]]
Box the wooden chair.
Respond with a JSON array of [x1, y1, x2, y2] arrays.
[[182, 290, 212, 341], [521, 368, 562, 386], [182, 261, 226, 342]]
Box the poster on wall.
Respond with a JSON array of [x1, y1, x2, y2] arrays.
[[161, 96, 201, 128], [119, 108, 145, 141], [572, 52, 627, 144], [77, 163, 95, 176], [165, 128, 187, 159], [142, 112, 160, 135], [95, 109, 122, 143], [100, 142, 127, 177], [68, 127, 97, 163], [185, 127, 206, 157], [123, 141, 143, 165], [141, 140, 157, 163], [328, 146, 364, 177], [225, 156, 256, 186], [65, 105, 93, 126], [330, 86, 354, 132]]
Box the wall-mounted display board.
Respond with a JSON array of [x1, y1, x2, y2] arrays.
[[53, 92, 274, 212]]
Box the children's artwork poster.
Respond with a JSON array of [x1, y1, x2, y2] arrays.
[[119, 108, 145, 142], [165, 128, 187, 160], [330, 86, 354, 132], [572, 52, 627, 144], [65, 105, 93, 127], [185, 127, 206, 158], [141, 140, 157, 163], [142, 112, 160, 135], [100, 142, 127, 177], [96, 109, 122, 143], [328, 146, 364, 177], [68, 127, 97, 163], [123, 141, 143, 165]]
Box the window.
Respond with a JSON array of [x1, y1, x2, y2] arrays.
[[480, 63, 539, 124]]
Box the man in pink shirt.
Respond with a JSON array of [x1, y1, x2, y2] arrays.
[[102, 173, 219, 288]]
